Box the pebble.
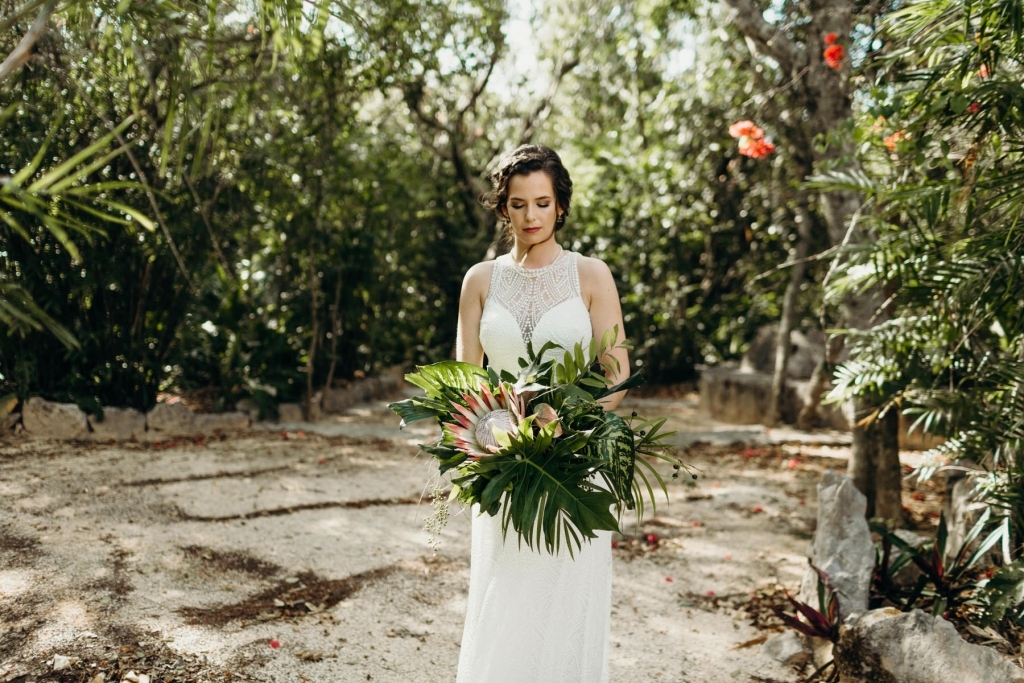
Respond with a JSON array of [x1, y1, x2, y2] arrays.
[[53, 654, 73, 671]]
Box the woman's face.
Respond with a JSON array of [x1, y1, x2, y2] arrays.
[[505, 171, 560, 247]]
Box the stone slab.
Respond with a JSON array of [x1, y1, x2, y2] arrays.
[[836, 608, 1024, 683], [88, 407, 146, 441], [22, 397, 90, 439]]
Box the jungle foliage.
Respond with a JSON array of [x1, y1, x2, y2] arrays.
[[1, 0, 807, 410]]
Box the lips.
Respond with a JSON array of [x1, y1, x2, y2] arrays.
[[524, 227, 542, 234]]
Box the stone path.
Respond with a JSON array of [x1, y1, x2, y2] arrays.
[[0, 393, 888, 683]]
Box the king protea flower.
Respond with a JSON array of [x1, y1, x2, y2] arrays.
[[446, 384, 517, 458]]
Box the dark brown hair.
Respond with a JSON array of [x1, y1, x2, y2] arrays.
[[481, 145, 573, 247]]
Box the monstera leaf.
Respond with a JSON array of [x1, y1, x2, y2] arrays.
[[388, 361, 489, 427]]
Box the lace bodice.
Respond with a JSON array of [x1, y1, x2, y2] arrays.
[[479, 251, 593, 374], [458, 249, 612, 683]]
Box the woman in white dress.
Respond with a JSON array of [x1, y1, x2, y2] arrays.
[[454, 145, 630, 683]]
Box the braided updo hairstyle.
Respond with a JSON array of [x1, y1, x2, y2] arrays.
[[481, 145, 573, 249]]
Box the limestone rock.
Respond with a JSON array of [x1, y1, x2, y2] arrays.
[[88, 407, 146, 441], [887, 529, 928, 588], [697, 364, 848, 429], [146, 402, 197, 436], [740, 324, 825, 380], [322, 372, 403, 414], [1, 411, 21, 432], [235, 397, 260, 421], [276, 403, 304, 423], [22, 397, 90, 439], [944, 476, 989, 562], [194, 411, 249, 434], [836, 608, 1024, 683], [799, 470, 874, 622], [760, 631, 810, 665]]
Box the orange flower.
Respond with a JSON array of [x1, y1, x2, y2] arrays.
[[728, 120, 764, 139], [824, 44, 845, 69], [884, 130, 907, 152], [738, 137, 776, 159], [824, 32, 838, 45]]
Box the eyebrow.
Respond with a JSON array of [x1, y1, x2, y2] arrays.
[[508, 195, 553, 202]]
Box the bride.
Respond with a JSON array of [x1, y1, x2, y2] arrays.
[[454, 144, 629, 682]]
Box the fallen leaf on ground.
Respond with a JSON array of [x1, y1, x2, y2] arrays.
[[730, 634, 768, 650]]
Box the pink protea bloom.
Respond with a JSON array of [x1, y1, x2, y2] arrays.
[[445, 384, 517, 458]]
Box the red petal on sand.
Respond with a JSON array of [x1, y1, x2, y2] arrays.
[[269, 639, 281, 649]]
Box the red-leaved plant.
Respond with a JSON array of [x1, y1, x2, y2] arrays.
[[774, 563, 841, 643]]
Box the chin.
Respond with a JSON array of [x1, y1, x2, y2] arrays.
[[520, 229, 554, 242]]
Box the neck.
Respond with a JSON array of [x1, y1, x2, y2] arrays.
[[511, 238, 563, 269]]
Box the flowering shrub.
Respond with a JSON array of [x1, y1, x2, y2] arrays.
[[824, 43, 845, 69], [728, 120, 775, 159], [883, 130, 907, 152]]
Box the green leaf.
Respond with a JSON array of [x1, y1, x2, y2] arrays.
[[588, 412, 636, 511], [403, 361, 489, 400]]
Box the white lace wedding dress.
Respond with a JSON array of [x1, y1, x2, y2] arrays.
[[456, 250, 612, 683]]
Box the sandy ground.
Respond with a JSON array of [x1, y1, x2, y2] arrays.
[[0, 394, 935, 683]]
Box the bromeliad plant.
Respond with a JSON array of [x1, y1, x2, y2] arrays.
[[388, 328, 688, 556], [871, 508, 1011, 617]]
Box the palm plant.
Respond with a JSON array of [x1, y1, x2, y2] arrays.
[[814, 0, 1024, 555]]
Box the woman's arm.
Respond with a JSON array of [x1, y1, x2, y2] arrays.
[[455, 262, 491, 365], [581, 257, 629, 411]]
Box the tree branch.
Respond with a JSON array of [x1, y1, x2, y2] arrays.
[[719, 0, 805, 75], [0, 0, 48, 35], [519, 57, 580, 146], [458, 42, 501, 124], [0, 0, 57, 83]]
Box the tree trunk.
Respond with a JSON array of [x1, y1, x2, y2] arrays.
[[849, 399, 903, 521], [822, 190, 903, 524], [722, 0, 902, 519], [324, 270, 343, 392], [797, 334, 842, 430], [765, 204, 813, 427], [304, 240, 320, 419]]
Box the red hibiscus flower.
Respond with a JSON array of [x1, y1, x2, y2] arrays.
[[824, 32, 838, 45], [728, 120, 764, 139], [968, 102, 981, 114], [824, 44, 845, 69], [738, 137, 776, 159]]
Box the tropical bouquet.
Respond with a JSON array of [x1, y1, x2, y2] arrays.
[[388, 328, 690, 556]]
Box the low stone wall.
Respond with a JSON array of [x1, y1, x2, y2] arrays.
[[1, 371, 405, 442], [321, 373, 403, 414], [697, 364, 944, 449], [697, 364, 848, 430]]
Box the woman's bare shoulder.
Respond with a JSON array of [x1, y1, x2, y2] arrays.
[[461, 260, 497, 302], [575, 254, 615, 285]]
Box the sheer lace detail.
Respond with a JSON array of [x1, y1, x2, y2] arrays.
[[459, 249, 610, 683], [486, 251, 581, 348]]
